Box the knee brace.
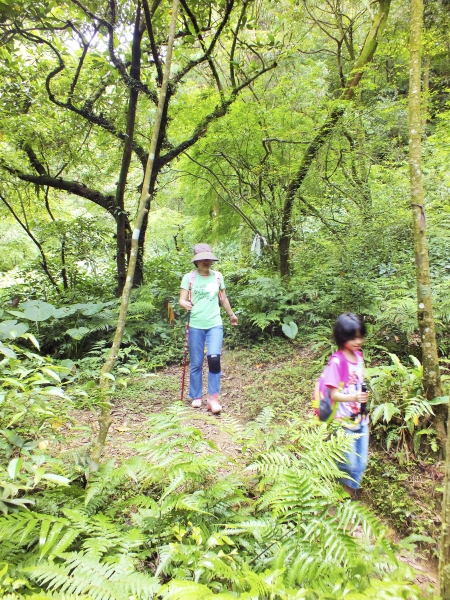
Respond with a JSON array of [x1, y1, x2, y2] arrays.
[[207, 354, 221, 374]]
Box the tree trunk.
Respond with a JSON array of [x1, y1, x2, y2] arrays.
[[89, 0, 180, 473], [408, 0, 446, 448], [278, 235, 291, 279], [279, 0, 391, 278], [116, 3, 143, 295], [132, 79, 172, 288], [441, 425, 450, 597], [279, 105, 344, 277]]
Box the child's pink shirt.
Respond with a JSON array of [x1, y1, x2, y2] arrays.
[[322, 350, 368, 425]]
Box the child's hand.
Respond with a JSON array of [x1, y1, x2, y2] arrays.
[[355, 391, 369, 403]]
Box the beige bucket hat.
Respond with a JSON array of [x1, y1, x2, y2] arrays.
[[191, 243, 219, 263]]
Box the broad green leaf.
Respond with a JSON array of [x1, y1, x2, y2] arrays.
[[429, 396, 449, 405], [41, 368, 61, 382], [40, 387, 67, 398], [20, 301, 56, 322], [7, 310, 27, 319], [65, 327, 90, 340], [23, 333, 40, 350], [6, 411, 26, 428], [383, 402, 399, 423], [1, 430, 25, 447], [33, 466, 46, 484], [7, 457, 22, 479], [41, 473, 70, 486], [52, 306, 78, 318], [282, 321, 298, 339], [0, 341, 16, 358], [0, 320, 29, 339]]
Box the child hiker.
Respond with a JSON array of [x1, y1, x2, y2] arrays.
[[316, 313, 369, 497], [179, 244, 238, 414]]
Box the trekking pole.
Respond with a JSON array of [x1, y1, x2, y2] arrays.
[[180, 311, 190, 401]]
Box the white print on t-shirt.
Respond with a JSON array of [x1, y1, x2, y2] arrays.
[[345, 366, 361, 414], [204, 281, 219, 299]]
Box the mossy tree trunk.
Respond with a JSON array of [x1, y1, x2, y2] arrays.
[[279, 0, 391, 278], [408, 0, 446, 444]]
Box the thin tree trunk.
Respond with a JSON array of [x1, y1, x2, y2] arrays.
[[116, 3, 143, 295], [133, 71, 173, 287], [89, 0, 180, 473], [61, 234, 68, 290], [441, 425, 450, 596], [408, 0, 446, 449]]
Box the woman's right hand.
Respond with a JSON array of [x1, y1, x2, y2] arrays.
[[180, 299, 194, 311]]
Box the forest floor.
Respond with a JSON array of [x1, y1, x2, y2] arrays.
[[60, 339, 439, 596]]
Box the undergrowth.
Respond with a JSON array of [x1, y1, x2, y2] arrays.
[[363, 451, 442, 560], [0, 405, 427, 600]]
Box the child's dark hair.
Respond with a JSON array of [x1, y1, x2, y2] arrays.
[[333, 313, 366, 347]]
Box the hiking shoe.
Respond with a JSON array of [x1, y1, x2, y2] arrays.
[[207, 394, 222, 414], [191, 398, 202, 408]]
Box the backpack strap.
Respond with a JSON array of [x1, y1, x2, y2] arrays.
[[212, 270, 223, 301], [333, 350, 349, 390], [188, 270, 197, 302]]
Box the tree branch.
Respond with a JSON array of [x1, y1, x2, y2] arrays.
[[0, 192, 59, 288], [172, 0, 235, 85], [142, 0, 163, 84], [278, 0, 391, 275], [179, 0, 223, 95], [160, 62, 277, 168], [68, 24, 99, 98], [23, 145, 47, 176], [229, 1, 249, 88], [1, 162, 116, 214], [70, 0, 158, 102], [16, 26, 149, 169]]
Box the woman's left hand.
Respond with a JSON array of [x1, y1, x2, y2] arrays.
[[229, 314, 238, 326]]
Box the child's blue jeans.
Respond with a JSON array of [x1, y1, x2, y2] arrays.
[[188, 326, 223, 399], [337, 423, 369, 489]]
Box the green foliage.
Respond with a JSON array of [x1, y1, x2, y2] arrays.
[[0, 405, 423, 599], [367, 354, 447, 456], [0, 348, 78, 514], [364, 451, 441, 560]]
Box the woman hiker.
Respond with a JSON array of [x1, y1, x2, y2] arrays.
[[179, 244, 238, 413]]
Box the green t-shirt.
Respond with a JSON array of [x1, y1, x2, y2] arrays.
[[180, 270, 225, 329]]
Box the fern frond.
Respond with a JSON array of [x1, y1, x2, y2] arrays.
[[30, 551, 159, 600]]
